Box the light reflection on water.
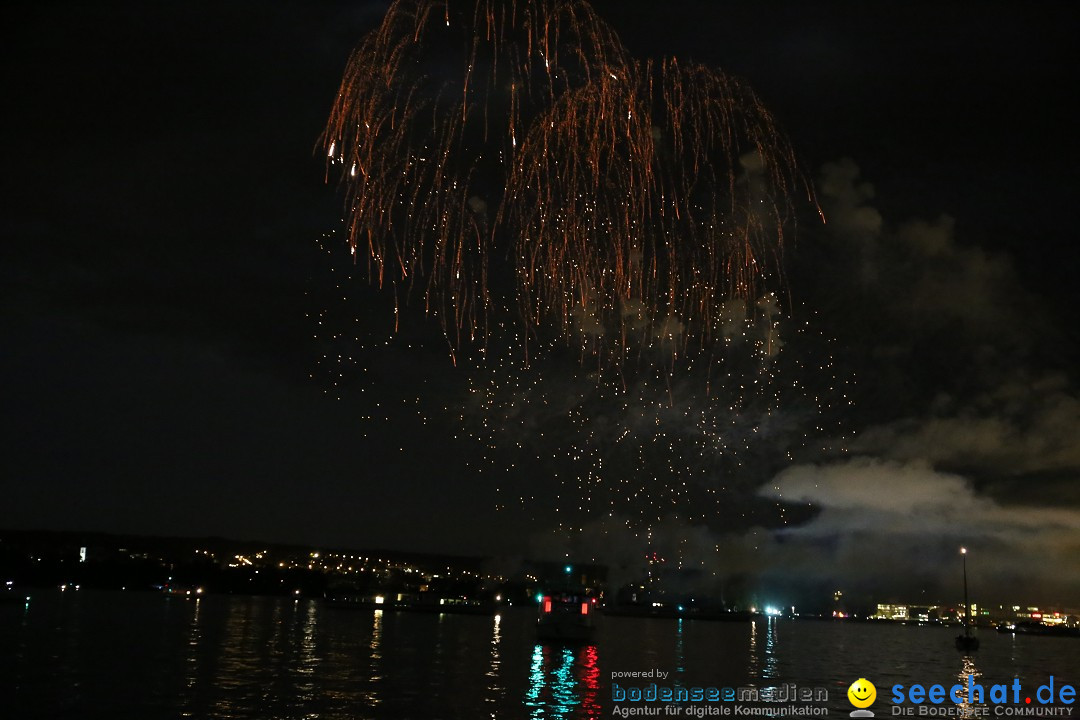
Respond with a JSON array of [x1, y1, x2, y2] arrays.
[[526, 643, 601, 719], [744, 617, 780, 686], [956, 654, 985, 719], [762, 616, 779, 680], [675, 618, 686, 677], [298, 600, 319, 703], [180, 597, 201, 718], [484, 613, 505, 714], [2, 592, 1078, 720], [363, 608, 383, 708]]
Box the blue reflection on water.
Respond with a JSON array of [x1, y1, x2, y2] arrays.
[[675, 618, 686, 677]]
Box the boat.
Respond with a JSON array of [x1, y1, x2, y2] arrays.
[[956, 630, 979, 651], [997, 621, 1080, 638], [536, 588, 596, 643], [955, 547, 979, 651]]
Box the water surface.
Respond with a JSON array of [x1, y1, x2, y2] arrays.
[[3, 592, 1077, 719]]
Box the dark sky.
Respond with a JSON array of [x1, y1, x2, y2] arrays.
[[3, 1, 1078, 603]]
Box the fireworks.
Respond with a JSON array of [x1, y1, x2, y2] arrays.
[[464, 302, 853, 530], [323, 0, 812, 365], [318, 0, 841, 529]]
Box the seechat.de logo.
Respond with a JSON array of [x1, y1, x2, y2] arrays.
[[849, 678, 877, 718]]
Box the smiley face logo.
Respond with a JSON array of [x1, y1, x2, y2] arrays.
[[848, 678, 877, 709]]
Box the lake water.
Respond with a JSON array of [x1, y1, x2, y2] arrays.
[[3, 592, 1078, 719]]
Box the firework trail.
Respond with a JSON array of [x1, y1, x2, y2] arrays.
[[323, 0, 812, 365]]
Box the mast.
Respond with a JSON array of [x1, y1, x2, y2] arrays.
[[961, 547, 970, 637]]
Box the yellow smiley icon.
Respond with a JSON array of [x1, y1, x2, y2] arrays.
[[848, 678, 876, 708]]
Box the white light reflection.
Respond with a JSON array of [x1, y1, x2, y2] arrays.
[[956, 654, 985, 719], [483, 614, 504, 712], [362, 608, 385, 709], [295, 600, 319, 704]]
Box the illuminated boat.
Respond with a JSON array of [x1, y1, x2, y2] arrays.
[[997, 621, 1080, 638], [162, 584, 204, 597], [536, 588, 597, 643]]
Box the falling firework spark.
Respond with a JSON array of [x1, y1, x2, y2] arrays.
[[312, 230, 852, 529], [323, 0, 812, 365], [462, 301, 853, 530]]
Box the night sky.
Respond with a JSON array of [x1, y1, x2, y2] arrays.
[[4, 1, 1078, 604]]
